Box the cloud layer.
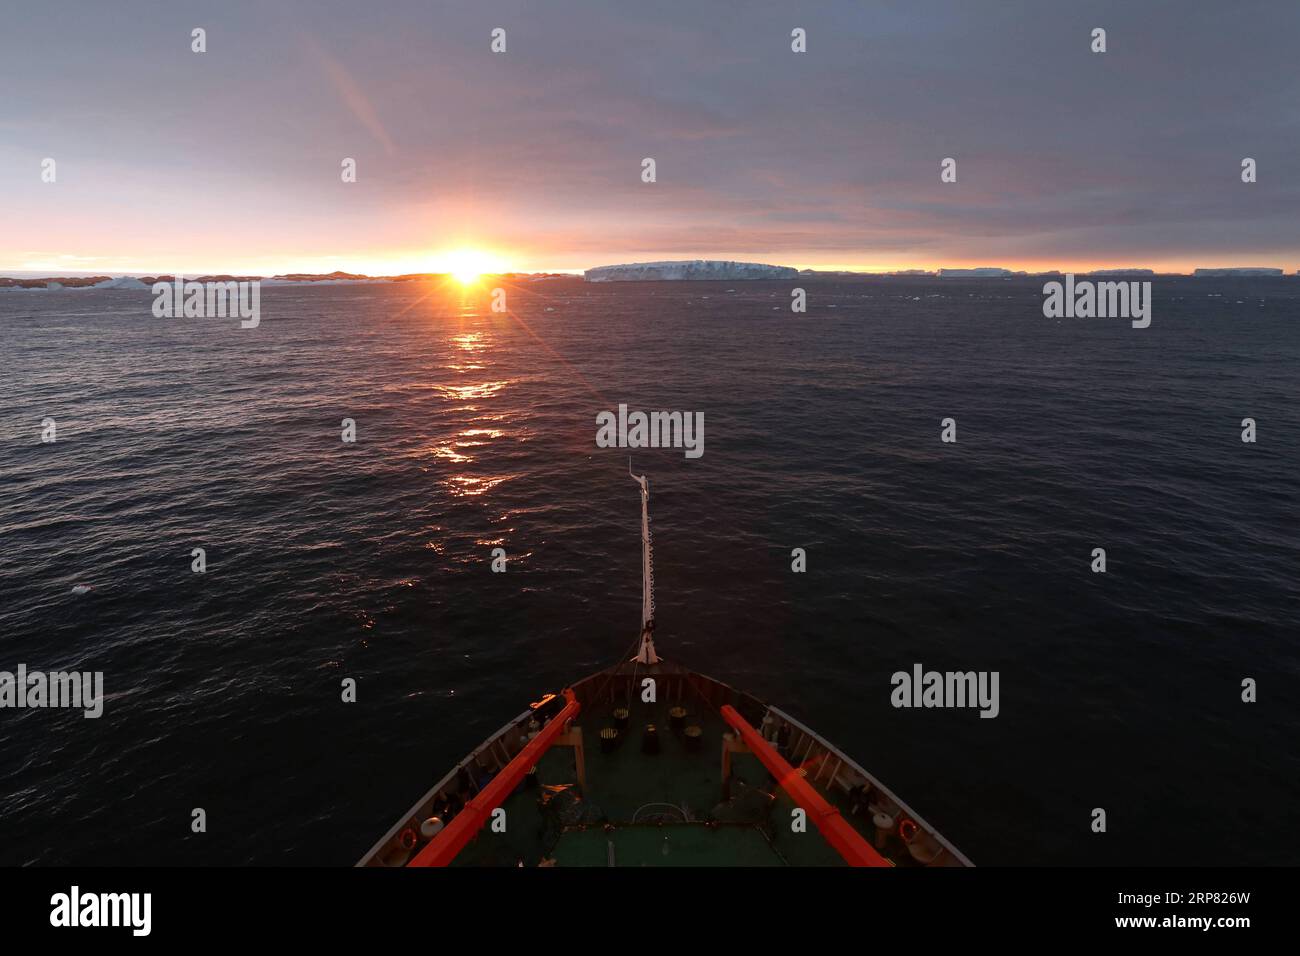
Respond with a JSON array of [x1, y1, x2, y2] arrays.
[[3, 0, 1298, 273]]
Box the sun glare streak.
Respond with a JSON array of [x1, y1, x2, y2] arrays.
[[484, 279, 618, 412]]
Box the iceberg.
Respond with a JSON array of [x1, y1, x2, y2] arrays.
[[937, 268, 1013, 278], [584, 260, 798, 282], [91, 276, 151, 290]]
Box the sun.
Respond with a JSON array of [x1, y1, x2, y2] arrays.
[[436, 248, 505, 286]]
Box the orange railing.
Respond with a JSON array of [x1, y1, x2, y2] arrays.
[[720, 704, 889, 867], [408, 689, 580, 867]]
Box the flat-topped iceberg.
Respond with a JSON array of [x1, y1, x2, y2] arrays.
[[937, 267, 1013, 278], [584, 260, 797, 281], [1193, 268, 1284, 277]]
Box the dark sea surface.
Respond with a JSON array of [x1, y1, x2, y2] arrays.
[[1, 276, 1297, 866]]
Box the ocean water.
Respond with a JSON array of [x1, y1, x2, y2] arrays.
[[1, 277, 1298, 866]]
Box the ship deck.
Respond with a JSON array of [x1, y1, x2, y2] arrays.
[[453, 692, 887, 867], [360, 661, 970, 867]]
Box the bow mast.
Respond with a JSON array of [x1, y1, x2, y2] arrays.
[[630, 462, 660, 664]]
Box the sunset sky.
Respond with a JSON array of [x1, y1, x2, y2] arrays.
[[3, 0, 1298, 275]]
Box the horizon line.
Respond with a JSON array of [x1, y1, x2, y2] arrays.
[[3, 261, 1299, 280]]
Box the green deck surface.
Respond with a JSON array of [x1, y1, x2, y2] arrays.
[[553, 825, 783, 866], [451, 694, 902, 867]]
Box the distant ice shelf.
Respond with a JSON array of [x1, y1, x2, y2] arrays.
[[584, 260, 798, 281], [937, 268, 1013, 278]]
